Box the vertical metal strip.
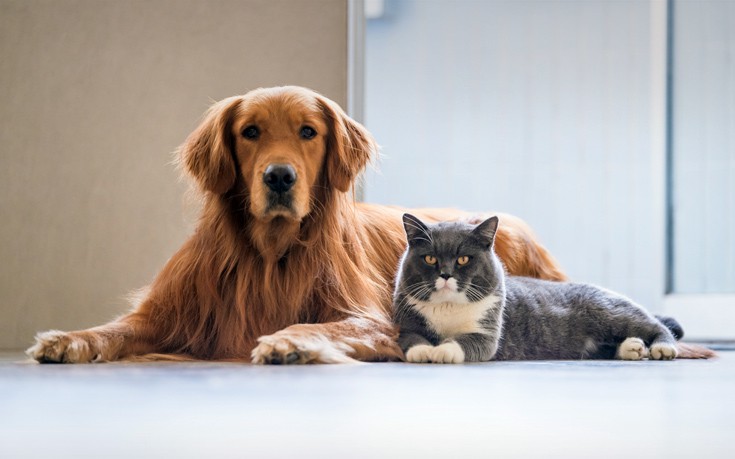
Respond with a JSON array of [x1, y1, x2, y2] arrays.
[[665, 0, 675, 293], [347, 0, 365, 123], [347, 0, 367, 201]]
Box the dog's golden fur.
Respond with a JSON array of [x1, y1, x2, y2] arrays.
[[27, 86, 574, 364]]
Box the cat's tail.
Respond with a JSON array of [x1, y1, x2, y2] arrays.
[[655, 314, 684, 340]]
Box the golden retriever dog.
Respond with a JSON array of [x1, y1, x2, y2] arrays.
[[27, 86, 575, 364]]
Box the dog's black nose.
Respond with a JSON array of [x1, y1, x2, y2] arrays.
[[263, 164, 297, 193]]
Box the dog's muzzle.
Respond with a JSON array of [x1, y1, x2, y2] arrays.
[[263, 163, 297, 212], [263, 164, 297, 193]]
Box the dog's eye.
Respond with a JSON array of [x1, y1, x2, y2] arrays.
[[242, 125, 260, 140], [300, 126, 317, 140]]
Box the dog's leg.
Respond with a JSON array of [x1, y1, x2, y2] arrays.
[[26, 313, 155, 363], [251, 317, 402, 364]]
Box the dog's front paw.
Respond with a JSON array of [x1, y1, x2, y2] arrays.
[[26, 330, 98, 363], [616, 337, 648, 361], [405, 344, 434, 363], [251, 327, 356, 364], [649, 342, 678, 360], [429, 341, 465, 364]]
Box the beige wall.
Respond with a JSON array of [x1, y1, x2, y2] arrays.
[[0, 0, 349, 349]]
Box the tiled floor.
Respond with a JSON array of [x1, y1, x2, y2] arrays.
[[0, 349, 732, 458]]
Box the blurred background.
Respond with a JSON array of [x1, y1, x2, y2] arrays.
[[1, 0, 733, 351], [362, 0, 734, 338]]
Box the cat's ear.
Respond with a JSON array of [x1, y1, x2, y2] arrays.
[[472, 216, 499, 248], [402, 213, 431, 245]]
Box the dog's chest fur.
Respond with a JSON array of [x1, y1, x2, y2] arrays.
[[413, 295, 501, 338]]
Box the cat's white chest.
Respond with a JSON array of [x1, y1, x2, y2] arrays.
[[413, 295, 501, 338]]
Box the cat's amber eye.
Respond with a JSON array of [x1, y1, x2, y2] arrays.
[[457, 256, 470, 266], [424, 255, 437, 265]]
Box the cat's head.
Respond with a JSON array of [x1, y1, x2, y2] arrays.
[[398, 214, 503, 305]]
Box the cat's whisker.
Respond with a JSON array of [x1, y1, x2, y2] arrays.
[[468, 286, 485, 302], [465, 288, 480, 302], [401, 290, 431, 311], [393, 284, 434, 321], [404, 283, 432, 298], [464, 282, 492, 300]]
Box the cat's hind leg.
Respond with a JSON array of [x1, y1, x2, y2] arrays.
[[616, 337, 648, 360], [643, 323, 678, 360], [649, 341, 678, 360], [605, 298, 679, 361]]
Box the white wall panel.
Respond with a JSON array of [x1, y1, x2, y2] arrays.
[[365, 0, 666, 309], [672, 0, 735, 293]]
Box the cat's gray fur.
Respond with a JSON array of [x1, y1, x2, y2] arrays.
[[393, 214, 681, 363]]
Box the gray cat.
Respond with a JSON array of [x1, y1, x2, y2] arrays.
[[393, 214, 682, 363]]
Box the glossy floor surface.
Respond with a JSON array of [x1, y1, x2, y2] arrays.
[[1, 349, 733, 458]]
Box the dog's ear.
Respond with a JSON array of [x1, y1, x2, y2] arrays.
[[179, 96, 242, 194], [318, 95, 378, 193]]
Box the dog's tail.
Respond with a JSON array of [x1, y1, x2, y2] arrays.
[[120, 353, 199, 363], [494, 213, 569, 282], [119, 353, 250, 363], [676, 342, 717, 359]]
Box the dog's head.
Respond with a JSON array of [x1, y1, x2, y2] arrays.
[[180, 86, 377, 221]]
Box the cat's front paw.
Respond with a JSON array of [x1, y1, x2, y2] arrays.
[[616, 337, 648, 360], [405, 344, 434, 363], [429, 341, 465, 364], [649, 342, 677, 360]]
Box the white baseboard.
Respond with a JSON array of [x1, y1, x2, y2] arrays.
[[662, 294, 735, 340]]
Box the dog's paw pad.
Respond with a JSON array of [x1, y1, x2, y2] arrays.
[[617, 337, 648, 361], [285, 352, 301, 364], [251, 329, 353, 365], [252, 337, 300, 364], [650, 342, 677, 360]]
